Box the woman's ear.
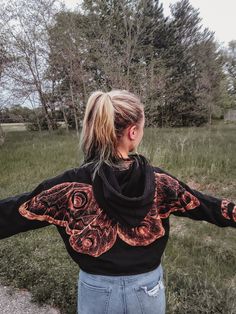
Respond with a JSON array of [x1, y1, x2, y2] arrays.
[[127, 125, 137, 140]]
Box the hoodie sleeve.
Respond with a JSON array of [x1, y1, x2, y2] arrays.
[[0, 168, 80, 239], [154, 167, 236, 228]]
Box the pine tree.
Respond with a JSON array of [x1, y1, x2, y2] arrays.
[[158, 0, 213, 126]]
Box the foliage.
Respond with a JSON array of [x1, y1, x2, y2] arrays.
[[26, 114, 60, 131], [0, 0, 235, 129], [224, 40, 236, 108], [0, 105, 32, 123]]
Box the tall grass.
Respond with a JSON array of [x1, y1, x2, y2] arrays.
[[141, 123, 236, 198], [0, 123, 235, 313], [141, 124, 236, 182]]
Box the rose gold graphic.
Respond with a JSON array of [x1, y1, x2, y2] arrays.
[[19, 182, 117, 257], [221, 199, 236, 222], [154, 173, 200, 218], [18, 173, 202, 257]]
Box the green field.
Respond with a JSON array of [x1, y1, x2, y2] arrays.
[[0, 124, 235, 314]]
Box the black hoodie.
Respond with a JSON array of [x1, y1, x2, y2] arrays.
[[0, 154, 235, 275], [93, 154, 156, 228]]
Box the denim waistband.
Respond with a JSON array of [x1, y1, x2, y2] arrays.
[[79, 264, 163, 284]]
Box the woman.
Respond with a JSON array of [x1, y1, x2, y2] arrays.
[[0, 89, 235, 314]]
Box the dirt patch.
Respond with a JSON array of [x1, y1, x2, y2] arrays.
[[0, 284, 61, 314]]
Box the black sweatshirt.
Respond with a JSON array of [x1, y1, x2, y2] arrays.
[[0, 154, 235, 275]]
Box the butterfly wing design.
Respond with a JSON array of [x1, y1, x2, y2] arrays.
[[18, 182, 117, 257]]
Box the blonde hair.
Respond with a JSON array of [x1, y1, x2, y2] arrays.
[[79, 89, 144, 179]]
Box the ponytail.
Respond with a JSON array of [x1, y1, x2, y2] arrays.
[[79, 90, 144, 179]]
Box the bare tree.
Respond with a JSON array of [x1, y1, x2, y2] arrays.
[[0, 0, 60, 133], [48, 9, 90, 136], [0, 40, 10, 145]]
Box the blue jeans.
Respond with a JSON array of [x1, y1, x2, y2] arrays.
[[77, 264, 166, 314]]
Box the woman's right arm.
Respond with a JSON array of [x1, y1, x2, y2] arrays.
[[0, 168, 79, 239]]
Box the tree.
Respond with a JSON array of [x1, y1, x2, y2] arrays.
[[193, 40, 228, 123], [160, 0, 205, 126], [0, 0, 60, 133], [47, 9, 89, 136], [0, 38, 11, 144], [0, 0, 229, 130], [225, 40, 236, 108]]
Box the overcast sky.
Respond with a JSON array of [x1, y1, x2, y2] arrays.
[[64, 0, 236, 46]]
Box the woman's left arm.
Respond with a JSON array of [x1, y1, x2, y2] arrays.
[[171, 182, 236, 228], [154, 167, 236, 228]]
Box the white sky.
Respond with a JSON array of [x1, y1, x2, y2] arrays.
[[163, 0, 236, 45], [64, 0, 236, 46]]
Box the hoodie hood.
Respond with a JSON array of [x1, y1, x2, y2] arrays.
[[92, 154, 155, 228]]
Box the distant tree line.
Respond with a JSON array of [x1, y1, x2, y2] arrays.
[[0, 0, 236, 134], [0, 104, 76, 131]]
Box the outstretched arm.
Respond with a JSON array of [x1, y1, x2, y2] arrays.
[[154, 167, 236, 228], [0, 168, 80, 239]]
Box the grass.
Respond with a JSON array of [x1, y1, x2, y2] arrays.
[[164, 218, 236, 314], [0, 123, 235, 313]]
